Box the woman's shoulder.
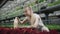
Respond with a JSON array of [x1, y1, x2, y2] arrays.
[[33, 13, 40, 18]]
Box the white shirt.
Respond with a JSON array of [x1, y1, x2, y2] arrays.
[[34, 13, 45, 26]]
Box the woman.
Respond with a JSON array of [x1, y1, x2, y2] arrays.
[[14, 6, 49, 32]]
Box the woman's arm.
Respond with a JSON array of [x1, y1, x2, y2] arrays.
[[14, 17, 28, 24], [13, 17, 28, 28], [19, 17, 28, 24]]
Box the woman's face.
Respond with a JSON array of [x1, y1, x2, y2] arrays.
[[24, 7, 31, 16]]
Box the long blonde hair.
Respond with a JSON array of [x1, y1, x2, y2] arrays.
[[24, 6, 33, 14], [24, 6, 35, 25]]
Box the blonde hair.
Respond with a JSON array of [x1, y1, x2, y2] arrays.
[[24, 6, 33, 13]]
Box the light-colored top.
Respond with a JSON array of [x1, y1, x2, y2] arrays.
[[27, 13, 45, 28]]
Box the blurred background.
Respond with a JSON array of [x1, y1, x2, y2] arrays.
[[0, 0, 60, 30]]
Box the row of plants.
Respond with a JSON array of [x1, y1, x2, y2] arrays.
[[48, 0, 60, 6], [0, 23, 60, 30]]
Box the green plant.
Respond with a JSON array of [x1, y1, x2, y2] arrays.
[[48, 0, 60, 6]]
